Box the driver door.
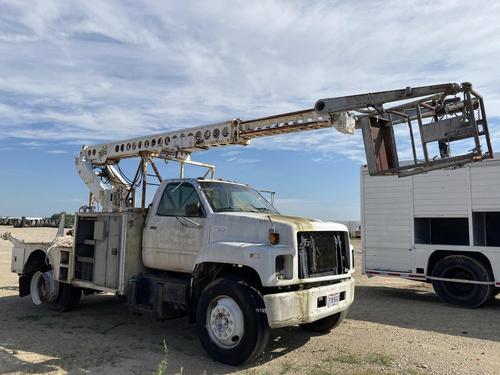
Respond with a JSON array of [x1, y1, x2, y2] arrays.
[[143, 182, 206, 272]]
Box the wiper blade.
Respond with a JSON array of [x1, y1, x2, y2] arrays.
[[217, 207, 245, 212], [254, 207, 274, 212]]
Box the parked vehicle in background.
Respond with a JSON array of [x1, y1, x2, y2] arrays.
[[353, 225, 361, 239], [361, 159, 500, 308]]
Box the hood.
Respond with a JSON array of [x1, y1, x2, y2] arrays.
[[209, 212, 348, 246]]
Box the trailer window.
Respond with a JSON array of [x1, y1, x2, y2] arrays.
[[414, 217, 469, 246], [473, 212, 500, 247]]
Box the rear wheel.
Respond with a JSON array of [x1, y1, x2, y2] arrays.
[[300, 309, 348, 333], [196, 278, 269, 365], [431, 255, 494, 308], [30, 271, 59, 305]]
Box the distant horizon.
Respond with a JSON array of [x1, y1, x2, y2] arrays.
[[0, 211, 362, 223]]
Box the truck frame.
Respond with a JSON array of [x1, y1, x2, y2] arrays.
[[3, 82, 493, 364]]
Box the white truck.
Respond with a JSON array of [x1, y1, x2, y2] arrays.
[[3, 83, 492, 364], [361, 158, 500, 308]]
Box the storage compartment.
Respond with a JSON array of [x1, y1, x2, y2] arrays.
[[72, 211, 145, 293], [75, 218, 96, 281]]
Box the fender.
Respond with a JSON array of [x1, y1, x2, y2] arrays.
[[194, 241, 295, 287]]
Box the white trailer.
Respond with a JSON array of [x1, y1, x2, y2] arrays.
[[361, 158, 500, 307]]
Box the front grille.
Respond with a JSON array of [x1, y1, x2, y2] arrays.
[[297, 231, 350, 278]]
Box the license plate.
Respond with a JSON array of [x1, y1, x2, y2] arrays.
[[327, 293, 340, 307]]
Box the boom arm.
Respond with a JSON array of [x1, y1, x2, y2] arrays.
[[77, 82, 492, 211], [79, 109, 355, 165]]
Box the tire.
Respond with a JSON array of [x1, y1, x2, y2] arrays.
[[431, 255, 494, 308], [300, 308, 348, 333], [49, 283, 82, 312], [30, 271, 59, 306], [196, 278, 270, 366]]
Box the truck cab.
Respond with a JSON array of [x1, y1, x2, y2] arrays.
[[143, 178, 354, 285], [140, 178, 355, 363]]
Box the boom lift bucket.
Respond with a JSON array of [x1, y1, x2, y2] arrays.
[[316, 82, 492, 176]]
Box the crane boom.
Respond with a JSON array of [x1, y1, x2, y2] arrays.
[[80, 109, 355, 165], [76, 82, 492, 212]]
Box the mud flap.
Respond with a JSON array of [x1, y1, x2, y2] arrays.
[[19, 274, 31, 297]]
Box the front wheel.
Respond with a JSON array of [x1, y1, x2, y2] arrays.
[[300, 309, 348, 333], [196, 278, 270, 366], [432, 255, 494, 308]]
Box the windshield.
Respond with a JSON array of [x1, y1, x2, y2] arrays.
[[199, 181, 278, 214]]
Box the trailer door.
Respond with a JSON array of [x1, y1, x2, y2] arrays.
[[362, 170, 413, 272]]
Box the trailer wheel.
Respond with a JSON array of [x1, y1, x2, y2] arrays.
[[196, 278, 269, 365], [49, 283, 82, 312], [432, 255, 494, 308], [300, 308, 348, 333]]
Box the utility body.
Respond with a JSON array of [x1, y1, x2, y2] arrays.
[[361, 158, 500, 307], [3, 82, 493, 364]]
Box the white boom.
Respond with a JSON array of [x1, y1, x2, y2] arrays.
[[79, 109, 355, 165], [76, 82, 492, 212]]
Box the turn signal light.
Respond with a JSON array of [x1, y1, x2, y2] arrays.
[[269, 231, 280, 245]]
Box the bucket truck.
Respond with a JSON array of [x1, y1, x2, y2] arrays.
[[3, 82, 492, 365]]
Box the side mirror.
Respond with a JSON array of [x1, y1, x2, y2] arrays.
[[185, 202, 204, 217]]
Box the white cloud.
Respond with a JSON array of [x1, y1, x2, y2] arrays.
[[19, 141, 44, 147], [226, 156, 260, 164], [0, 0, 499, 161]]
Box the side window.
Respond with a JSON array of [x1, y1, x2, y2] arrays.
[[414, 217, 469, 246], [157, 183, 204, 217], [473, 212, 500, 246]]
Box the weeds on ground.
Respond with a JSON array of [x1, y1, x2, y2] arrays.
[[16, 315, 43, 321], [278, 361, 295, 374], [348, 370, 397, 375], [328, 350, 393, 367], [330, 351, 362, 364], [310, 366, 334, 375], [365, 352, 393, 366], [155, 340, 168, 375]]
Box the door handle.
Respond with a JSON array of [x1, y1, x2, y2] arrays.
[[176, 217, 201, 228], [149, 226, 157, 230]]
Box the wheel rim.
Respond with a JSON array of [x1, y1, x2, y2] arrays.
[[206, 295, 244, 349], [30, 271, 59, 305], [30, 271, 46, 305], [443, 267, 475, 298]]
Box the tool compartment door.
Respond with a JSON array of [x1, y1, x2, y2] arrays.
[[93, 215, 122, 289]]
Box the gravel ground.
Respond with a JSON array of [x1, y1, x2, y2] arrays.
[[0, 227, 499, 375]]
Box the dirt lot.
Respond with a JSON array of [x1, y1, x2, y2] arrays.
[[0, 227, 499, 375]]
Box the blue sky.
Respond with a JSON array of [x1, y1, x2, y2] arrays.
[[1, 0, 500, 220]]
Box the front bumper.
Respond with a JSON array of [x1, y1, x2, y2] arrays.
[[263, 277, 354, 328]]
